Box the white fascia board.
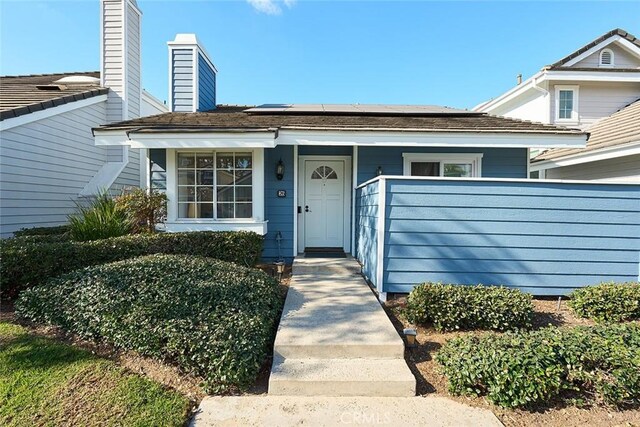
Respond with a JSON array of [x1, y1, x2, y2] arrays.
[[276, 129, 587, 149], [473, 71, 544, 112], [544, 70, 640, 82], [563, 35, 640, 66], [94, 130, 277, 148], [1, 95, 107, 131], [530, 142, 640, 171], [165, 220, 268, 235]]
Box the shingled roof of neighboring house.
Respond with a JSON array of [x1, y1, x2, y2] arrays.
[[0, 71, 108, 121], [95, 105, 584, 135], [533, 99, 640, 163], [548, 28, 640, 70]]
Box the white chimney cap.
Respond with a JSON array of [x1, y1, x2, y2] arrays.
[[168, 34, 200, 45]]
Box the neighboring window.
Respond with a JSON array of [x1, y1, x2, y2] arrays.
[[555, 86, 579, 122], [403, 153, 482, 178], [177, 151, 252, 219], [311, 166, 338, 180], [599, 48, 614, 67]]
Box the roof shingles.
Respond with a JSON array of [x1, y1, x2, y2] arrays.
[[0, 71, 108, 121], [96, 105, 584, 135]]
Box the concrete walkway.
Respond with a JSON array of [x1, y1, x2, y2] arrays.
[[191, 396, 503, 427], [268, 257, 415, 397]]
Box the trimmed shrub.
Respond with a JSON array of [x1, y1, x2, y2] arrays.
[[404, 282, 533, 331], [436, 324, 640, 408], [14, 225, 70, 237], [16, 254, 283, 393], [569, 282, 640, 323], [0, 231, 263, 299], [115, 188, 167, 234], [68, 192, 133, 241]]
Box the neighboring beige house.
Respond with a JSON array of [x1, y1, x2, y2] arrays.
[[0, 0, 168, 237], [474, 28, 640, 182]]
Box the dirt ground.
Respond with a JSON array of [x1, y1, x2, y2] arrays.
[[383, 295, 640, 427]]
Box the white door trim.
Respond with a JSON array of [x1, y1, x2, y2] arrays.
[[297, 155, 352, 254]]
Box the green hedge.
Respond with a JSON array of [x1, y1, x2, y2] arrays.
[[16, 254, 283, 393], [13, 225, 70, 237], [1, 231, 263, 299], [404, 282, 533, 331], [436, 324, 640, 408], [569, 282, 640, 323]]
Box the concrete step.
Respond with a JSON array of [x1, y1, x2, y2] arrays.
[[292, 257, 361, 276], [269, 356, 416, 397]]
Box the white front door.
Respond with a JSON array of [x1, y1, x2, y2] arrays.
[[303, 160, 345, 248]]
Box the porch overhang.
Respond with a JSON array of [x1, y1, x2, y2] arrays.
[[94, 128, 587, 149], [93, 129, 278, 148]]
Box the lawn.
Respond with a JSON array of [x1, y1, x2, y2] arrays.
[[0, 322, 192, 427]]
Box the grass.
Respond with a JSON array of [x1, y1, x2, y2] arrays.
[[0, 322, 192, 427]]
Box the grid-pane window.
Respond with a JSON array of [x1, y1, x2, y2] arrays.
[[177, 152, 252, 219], [558, 90, 574, 119]]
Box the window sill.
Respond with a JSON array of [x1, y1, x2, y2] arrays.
[[163, 220, 268, 235]]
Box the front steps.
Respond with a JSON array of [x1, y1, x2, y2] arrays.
[[268, 257, 416, 397]]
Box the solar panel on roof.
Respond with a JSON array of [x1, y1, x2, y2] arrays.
[[244, 104, 477, 115]]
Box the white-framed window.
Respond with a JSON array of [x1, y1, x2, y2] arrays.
[[599, 48, 614, 67], [554, 85, 579, 122], [176, 151, 253, 219], [402, 153, 483, 178]]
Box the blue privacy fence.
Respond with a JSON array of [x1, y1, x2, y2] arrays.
[[356, 176, 640, 298]]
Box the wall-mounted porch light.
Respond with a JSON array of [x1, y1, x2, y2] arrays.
[[276, 159, 285, 181], [376, 166, 384, 176]]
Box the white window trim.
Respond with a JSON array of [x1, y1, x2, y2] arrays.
[[599, 48, 615, 68], [165, 148, 265, 232], [554, 85, 579, 124], [402, 153, 483, 177]]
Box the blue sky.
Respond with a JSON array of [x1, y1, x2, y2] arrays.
[[1, 0, 638, 109]]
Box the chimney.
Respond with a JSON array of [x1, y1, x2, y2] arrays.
[[168, 34, 217, 113], [517, 74, 522, 85], [100, 0, 142, 122]]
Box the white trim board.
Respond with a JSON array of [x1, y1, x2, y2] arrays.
[[1, 95, 107, 131], [530, 142, 640, 171], [297, 155, 352, 254], [376, 177, 386, 302]]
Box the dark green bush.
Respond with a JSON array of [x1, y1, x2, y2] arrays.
[[15, 254, 283, 393], [14, 225, 70, 237], [569, 282, 640, 323], [404, 282, 533, 331], [436, 324, 640, 408], [0, 231, 263, 299]]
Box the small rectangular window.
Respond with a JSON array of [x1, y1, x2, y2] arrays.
[[558, 89, 574, 120], [443, 163, 472, 177], [411, 162, 440, 176]]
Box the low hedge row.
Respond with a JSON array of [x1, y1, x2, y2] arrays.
[[569, 282, 640, 323], [436, 324, 640, 408], [404, 282, 533, 331], [13, 225, 70, 237], [1, 231, 263, 298], [16, 254, 283, 393]]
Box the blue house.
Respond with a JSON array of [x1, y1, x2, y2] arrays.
[[94, 34, 640, 300]]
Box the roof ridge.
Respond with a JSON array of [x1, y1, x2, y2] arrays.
[[548, 27, 640, 69]]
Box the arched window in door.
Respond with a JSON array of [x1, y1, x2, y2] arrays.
[[311, 166, 338, 180]]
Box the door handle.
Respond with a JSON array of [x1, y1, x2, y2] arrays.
[[305, 206, 311, 213]]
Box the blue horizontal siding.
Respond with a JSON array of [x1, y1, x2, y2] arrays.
[[197, 52, 216, 111], [355, 180, 379, 288], [378, 178, 640, 296], [299, 146, 353, 156], [263, 146, 295, 262], [357, 147, 527, 185]]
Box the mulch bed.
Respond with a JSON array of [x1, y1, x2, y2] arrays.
[[383, 295, 640, 427]]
